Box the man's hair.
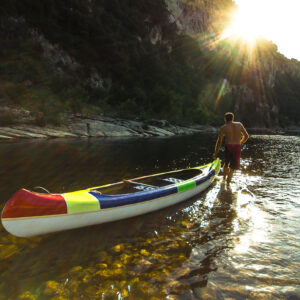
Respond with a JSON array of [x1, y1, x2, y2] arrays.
[[224, 112, 234, 122]]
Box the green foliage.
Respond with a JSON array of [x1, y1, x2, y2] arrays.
[[274, 72, 300, 125], [0, 111, 15, 126]]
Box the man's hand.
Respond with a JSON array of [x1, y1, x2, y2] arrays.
[[213, 132, 223, 160], [240, 123, 249, 145]]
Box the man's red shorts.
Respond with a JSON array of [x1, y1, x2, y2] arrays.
[[225, 144, 241, 170]]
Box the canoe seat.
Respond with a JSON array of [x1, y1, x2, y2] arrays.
[[163, 177, 184, 184], [134, 185, 155, 191]]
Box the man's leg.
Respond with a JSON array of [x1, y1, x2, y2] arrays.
[[223, 163, 229, 180], [227, 168, 235, 184]]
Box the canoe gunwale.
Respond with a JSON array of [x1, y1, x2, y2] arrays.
[[86, 162, 211, 192], [90, 166, 210, 197]]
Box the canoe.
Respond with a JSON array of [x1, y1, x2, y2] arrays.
[[1, 158, 220, 237]]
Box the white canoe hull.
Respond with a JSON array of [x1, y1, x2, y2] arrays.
[[2, 175, 214, 237]]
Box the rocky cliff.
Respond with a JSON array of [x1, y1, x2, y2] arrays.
[[0, 0, 299, 130], [163, 0, 300, 128]]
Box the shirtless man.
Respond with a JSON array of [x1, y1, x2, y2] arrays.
[[213, 112, 249, 184]]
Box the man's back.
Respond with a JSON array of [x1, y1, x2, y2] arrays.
[[220, 122, 244, 144]]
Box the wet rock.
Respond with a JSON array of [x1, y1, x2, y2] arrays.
[[96, 263, 108, 269], [18, 291, 37, 300], [140, 249, 150, 256], [180, 220, 193, 229], [67, 119, 140, 137], [94, 269, 111, 278], [64, 279, 80, 294], [69, 266, 83, 273], [150, 252, 168, 263], [120, 253, 131, 264], [120, 288, 129, 298], [0, 134, 13, 140], [82, 274, 92, 283], [43, 281, 63, 296], [115, 119, 148, 135], [0, 127, 41, 138], [112, 244, 125, 253], [0, 126, 77, 139], [189, 124, 218, 133], [144, 125, 175, 136], [14, 125, 77, 138], [112, 262, 123, 269], [174, 267, 191, 278], [131, 259, 152, 274]]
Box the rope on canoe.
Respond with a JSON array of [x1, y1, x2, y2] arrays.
[[34, 186, 50, 194]]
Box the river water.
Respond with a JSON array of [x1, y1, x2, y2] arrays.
[[0, 133, 299, 299]]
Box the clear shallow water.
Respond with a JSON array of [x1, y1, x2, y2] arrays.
[[0, 134, 299, 299]]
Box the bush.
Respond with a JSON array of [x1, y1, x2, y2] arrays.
[[0, 111, 16, 126]]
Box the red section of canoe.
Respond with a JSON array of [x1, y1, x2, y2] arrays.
[[1, 189, 67, 219]]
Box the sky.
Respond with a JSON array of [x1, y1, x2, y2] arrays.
[[232, 0, 300, 61]]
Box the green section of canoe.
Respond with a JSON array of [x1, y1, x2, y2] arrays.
[[177, 181, 196, 193], [211, 158, 221, 174]]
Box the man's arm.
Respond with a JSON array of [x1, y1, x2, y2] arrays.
[[213, 128, 224, 159], [240, 123, 249, 145]]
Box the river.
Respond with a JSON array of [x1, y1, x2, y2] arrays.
[[0, 133, 299, 299]]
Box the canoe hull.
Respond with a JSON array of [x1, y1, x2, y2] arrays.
[[2, 175, 214, 237], [1, 159, 220, 237]]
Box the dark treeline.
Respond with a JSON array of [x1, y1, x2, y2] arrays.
[[0, 0, 299, 127]]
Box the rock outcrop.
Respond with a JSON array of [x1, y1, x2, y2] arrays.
[[0, 113, 217, 140], [165, 0, 227, 34]]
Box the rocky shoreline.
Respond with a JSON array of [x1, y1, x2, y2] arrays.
[[0, 115, 218, 140], [0, 106, 299, 140], [1, 115, 299, 141]]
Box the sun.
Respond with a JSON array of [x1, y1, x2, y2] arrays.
[[221, 0, 300, 60], [222, 2, 264, 45]]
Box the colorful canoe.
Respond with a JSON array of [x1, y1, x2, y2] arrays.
[[1, 158, 220, 237]]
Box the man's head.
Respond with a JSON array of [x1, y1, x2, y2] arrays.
[[224, 112, 234, 122]]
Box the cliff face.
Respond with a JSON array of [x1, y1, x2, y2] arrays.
[[164, 0, 300, 128], [165, 0, 232, 34], [0, 0, 299, 128], [166, 0, 213, 34]]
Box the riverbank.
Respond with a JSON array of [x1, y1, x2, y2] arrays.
[[1, 116, 299, 140], [1, 106, 299, 140], [0, 114, 218, 140]]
